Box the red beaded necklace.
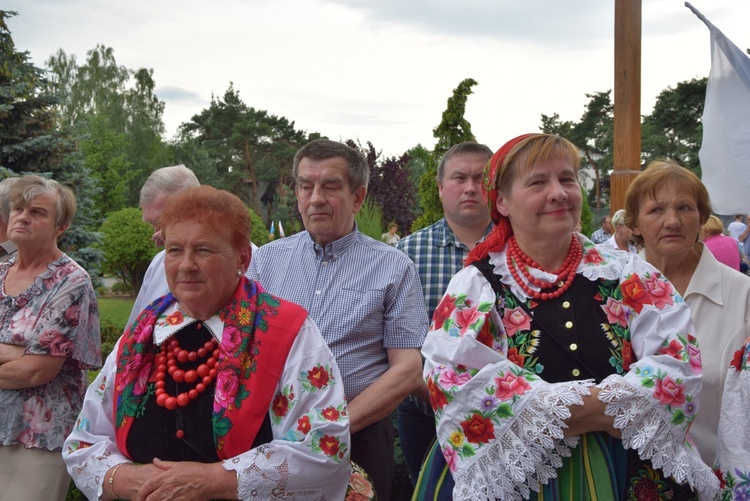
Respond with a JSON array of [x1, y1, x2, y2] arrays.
[[154, 336, 219, 411], [506, 235, 582, 301]]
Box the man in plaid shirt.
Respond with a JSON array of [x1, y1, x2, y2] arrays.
[[396, 142, 493, 486]]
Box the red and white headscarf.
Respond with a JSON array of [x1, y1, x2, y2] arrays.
[[466, 133, 535, 264]]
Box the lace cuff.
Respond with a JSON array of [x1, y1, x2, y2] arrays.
[[451, 380, 593, 501], [224, 444, 308, 500], [68, 446, 131, 501], [599, 375, 720, 499]]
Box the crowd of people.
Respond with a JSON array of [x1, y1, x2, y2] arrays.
[[0, 135, 748, 500]]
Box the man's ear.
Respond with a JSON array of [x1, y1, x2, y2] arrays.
[[352, 186, 367, 214]]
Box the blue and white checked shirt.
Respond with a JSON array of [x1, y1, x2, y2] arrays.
[[248, 227, 428, 400], [590, 228, 611, 244], [396, 218, 493, 319]]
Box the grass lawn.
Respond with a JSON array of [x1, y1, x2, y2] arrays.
[[98, 297, 135, 328]]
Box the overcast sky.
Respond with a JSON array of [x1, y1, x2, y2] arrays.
[[5, 0, 750, 157]]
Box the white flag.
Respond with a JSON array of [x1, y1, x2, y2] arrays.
[[687, 2, 750, 215], [278, 220, 285, 237]]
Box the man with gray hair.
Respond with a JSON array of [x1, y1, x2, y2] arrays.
[[601, 209, 637, 253], [248, 139, 428, 500], [0, 178, 19, 262], [395, 141, 493, 486], [125, 165, 200, 327]]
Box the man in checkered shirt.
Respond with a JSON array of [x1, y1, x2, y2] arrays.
[[395, 142, 494, 487], [248, 139, 428, 500]]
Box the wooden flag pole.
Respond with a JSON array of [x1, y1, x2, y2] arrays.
[[611, 0, 643, 214]]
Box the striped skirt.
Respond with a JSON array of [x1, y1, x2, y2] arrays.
[[412, 432, 697, 500]]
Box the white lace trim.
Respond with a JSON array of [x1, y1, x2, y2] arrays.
[[451, 380, 593, 501], [69, 445, 131, 501], [599, 375, 720, 499], [716, 367, 750, 472], [486, 235, 626, 300], [227, 444, 325, 500]]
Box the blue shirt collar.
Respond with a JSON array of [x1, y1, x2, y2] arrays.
[[304, 221, 360, 258]]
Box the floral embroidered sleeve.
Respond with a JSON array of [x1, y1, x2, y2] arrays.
[[715, 337, 750, 500], [421, 265, 594, 501], [225, 317, 351, 500], [63, 318, 350, 501], [421, 240, 718, 501], [596, 254, 716, 495]]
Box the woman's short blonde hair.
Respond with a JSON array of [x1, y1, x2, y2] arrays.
[[624, 160, 711, 246], [702, 215, 724, 238]]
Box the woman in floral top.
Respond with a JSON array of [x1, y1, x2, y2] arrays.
[[414, 134, 718, 500], [0, 175, 101, 500], [64, 186, 352, 500]]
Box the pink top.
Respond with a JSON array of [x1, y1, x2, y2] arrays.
[[703, 234, 741, 271]]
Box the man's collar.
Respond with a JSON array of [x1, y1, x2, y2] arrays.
[[439, 218, 493, 249], [305, 222, 359, 256]]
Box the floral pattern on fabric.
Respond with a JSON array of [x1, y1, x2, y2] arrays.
[[421, 235, 718, 501], [716, 337, 750, 500], [113, 282, 301, 458], [63, 279, 351, 501], [346, 461, 378, 500], [0, 254, 101, 450]]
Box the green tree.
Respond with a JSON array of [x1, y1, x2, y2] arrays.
[[579, 184, 594, 237], [179, 84, 312, 216], [412, 78, 478, 231], [45, 45, 171, 209], [0, 11, 103, 281], [541, 79, 708, 209], [641, 77, 706, 175], [346, 140, 418, 234], [541, 91, 614, 210], [99, 208, 158, 293], [170, 135, 227, 191], [404, 144, 432, 217], [248, 207, 270, 247], [0, 11, 74, 175], [80, 114, 132, 219], [58, 164, 104, 287]]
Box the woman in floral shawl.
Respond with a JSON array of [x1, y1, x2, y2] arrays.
[[64, 186, 352, 500], [0, 175, 101, 500], [414, 134, 718, 500]]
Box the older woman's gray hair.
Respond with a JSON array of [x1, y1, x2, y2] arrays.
[[0, 177, 19, 224], [9, 175, 77, 229]]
